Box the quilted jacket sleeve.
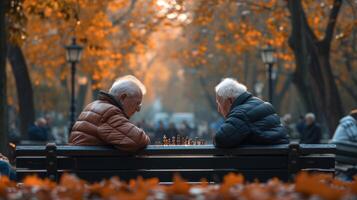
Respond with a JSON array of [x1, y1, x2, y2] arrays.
[[214, 115, 250, 148], [98, 109, 150, 152]]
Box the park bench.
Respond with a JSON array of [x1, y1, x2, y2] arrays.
[[333, 141, 357, 179], [15, 143, 335, 183]]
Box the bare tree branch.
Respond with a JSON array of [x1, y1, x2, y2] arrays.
[[112, 0, 137, 25], [345, 0, 357, 20], [335, 76, 357, 102], [323, 0, 343, 44]]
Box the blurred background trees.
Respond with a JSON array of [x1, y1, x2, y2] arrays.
[[1, 0, 357, 146]]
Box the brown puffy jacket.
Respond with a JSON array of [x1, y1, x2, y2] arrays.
[[69, 91, 150, 152]]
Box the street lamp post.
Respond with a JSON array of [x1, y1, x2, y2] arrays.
[[65, 37, 83, 131], [260, 45, 276, 104]]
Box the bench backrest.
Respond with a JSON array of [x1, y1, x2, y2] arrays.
[[334, 141, 357, 165], [15, 143, 335, 182]]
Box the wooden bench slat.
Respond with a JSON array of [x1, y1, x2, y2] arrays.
[[15, 145, 289, 156], [299, 144, 336, 154], [15, 144, 336, 156], [15, 143, 336, 183], [16, 156, 74, 169], [17, 155, 334, 170], [16, 169, 290, 182], [336, 155, 357, 165], [17, 156, 289, 170], [299, 155, 335, 169]]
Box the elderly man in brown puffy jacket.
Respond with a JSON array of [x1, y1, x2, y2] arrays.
[[69, 75, 150, 152]]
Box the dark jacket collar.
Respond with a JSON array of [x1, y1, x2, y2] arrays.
[[98, 91, 130, 119], [230, 92, 253, 111]]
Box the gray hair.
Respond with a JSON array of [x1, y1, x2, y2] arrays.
[[109, 75, 146, 97], [305, 113, 316, 121], [215, 78, 247, 99]]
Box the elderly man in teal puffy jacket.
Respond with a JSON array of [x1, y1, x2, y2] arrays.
[[213, 78, 289, 148]]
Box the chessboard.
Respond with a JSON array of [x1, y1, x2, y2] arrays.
[[155, 134, 206, 145]]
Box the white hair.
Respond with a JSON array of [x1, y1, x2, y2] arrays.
[[305, 113, 316, 121], [109, 75, 146, 97], [215, 78, 247, 99]]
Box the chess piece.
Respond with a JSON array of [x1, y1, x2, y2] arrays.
[[172, 136, 176, 145], [195, 137, 199, 145], [177, 135, 181, 145], [163, 135, 168, 145]]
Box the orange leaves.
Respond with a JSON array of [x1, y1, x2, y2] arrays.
[[130, 176, 159, 191], [244, 29, 263, 46], [277, 51, 294, 62], [351, 176, 357, 194], [3, 173, 357, 199], [165, 174, 190, 195], [23, 175, 56, 189], [0, 176, 15, 197], [108, 0, 129, 12], [226, 22, 236, 31], [55, 174, 85, 200], [219, 172, 244, 195], [295, 172, 349, 200], [89, 176, 158, 200]]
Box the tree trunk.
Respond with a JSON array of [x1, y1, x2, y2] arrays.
[[316, 49, 344, 133], [287, 0, 344, 136], [0, 0, 8, 154], [7, 43, 35, 138]]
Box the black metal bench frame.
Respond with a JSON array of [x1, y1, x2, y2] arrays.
[[15, 143, 336, 182], [334, 141, 357, 179], [334, 141, 357, 165]]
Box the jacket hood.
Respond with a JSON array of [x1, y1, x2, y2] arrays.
[[98, 91, 130, 119], [230, 92, 253, 112], [340, 115, 356, 124]]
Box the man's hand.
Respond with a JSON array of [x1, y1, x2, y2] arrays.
[[0, 153, 9, 163]]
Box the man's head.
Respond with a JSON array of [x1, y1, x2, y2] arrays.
[[109, 75, 146, 118], [350, 109, 357, 121], [35, 118, 47, 127], [283, 114, 292, 124], [305, 113, 316, 126], [215, 78, 247, 118]]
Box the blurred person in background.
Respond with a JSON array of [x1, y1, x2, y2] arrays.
[[137, 119, 155, 140], [282, 114, 299, 139], [178, 120, 192, 137], [332, 109, 357, 143], [295, 115, 305, 137], [8, 122, 20, 144], [27, 118, 50, 142], [300, 113, 322, 144], [167, 122, 179, 138], [154, 120, 166, 143]]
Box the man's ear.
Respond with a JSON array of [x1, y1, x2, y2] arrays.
[[229, 97, 234, 104], [119, 93, 127, 101]]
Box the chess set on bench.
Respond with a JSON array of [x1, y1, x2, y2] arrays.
[[158, 134, 206, 145]]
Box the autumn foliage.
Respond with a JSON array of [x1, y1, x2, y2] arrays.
[[4, 0, 357, 129], [1, 172, 357, 200]]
